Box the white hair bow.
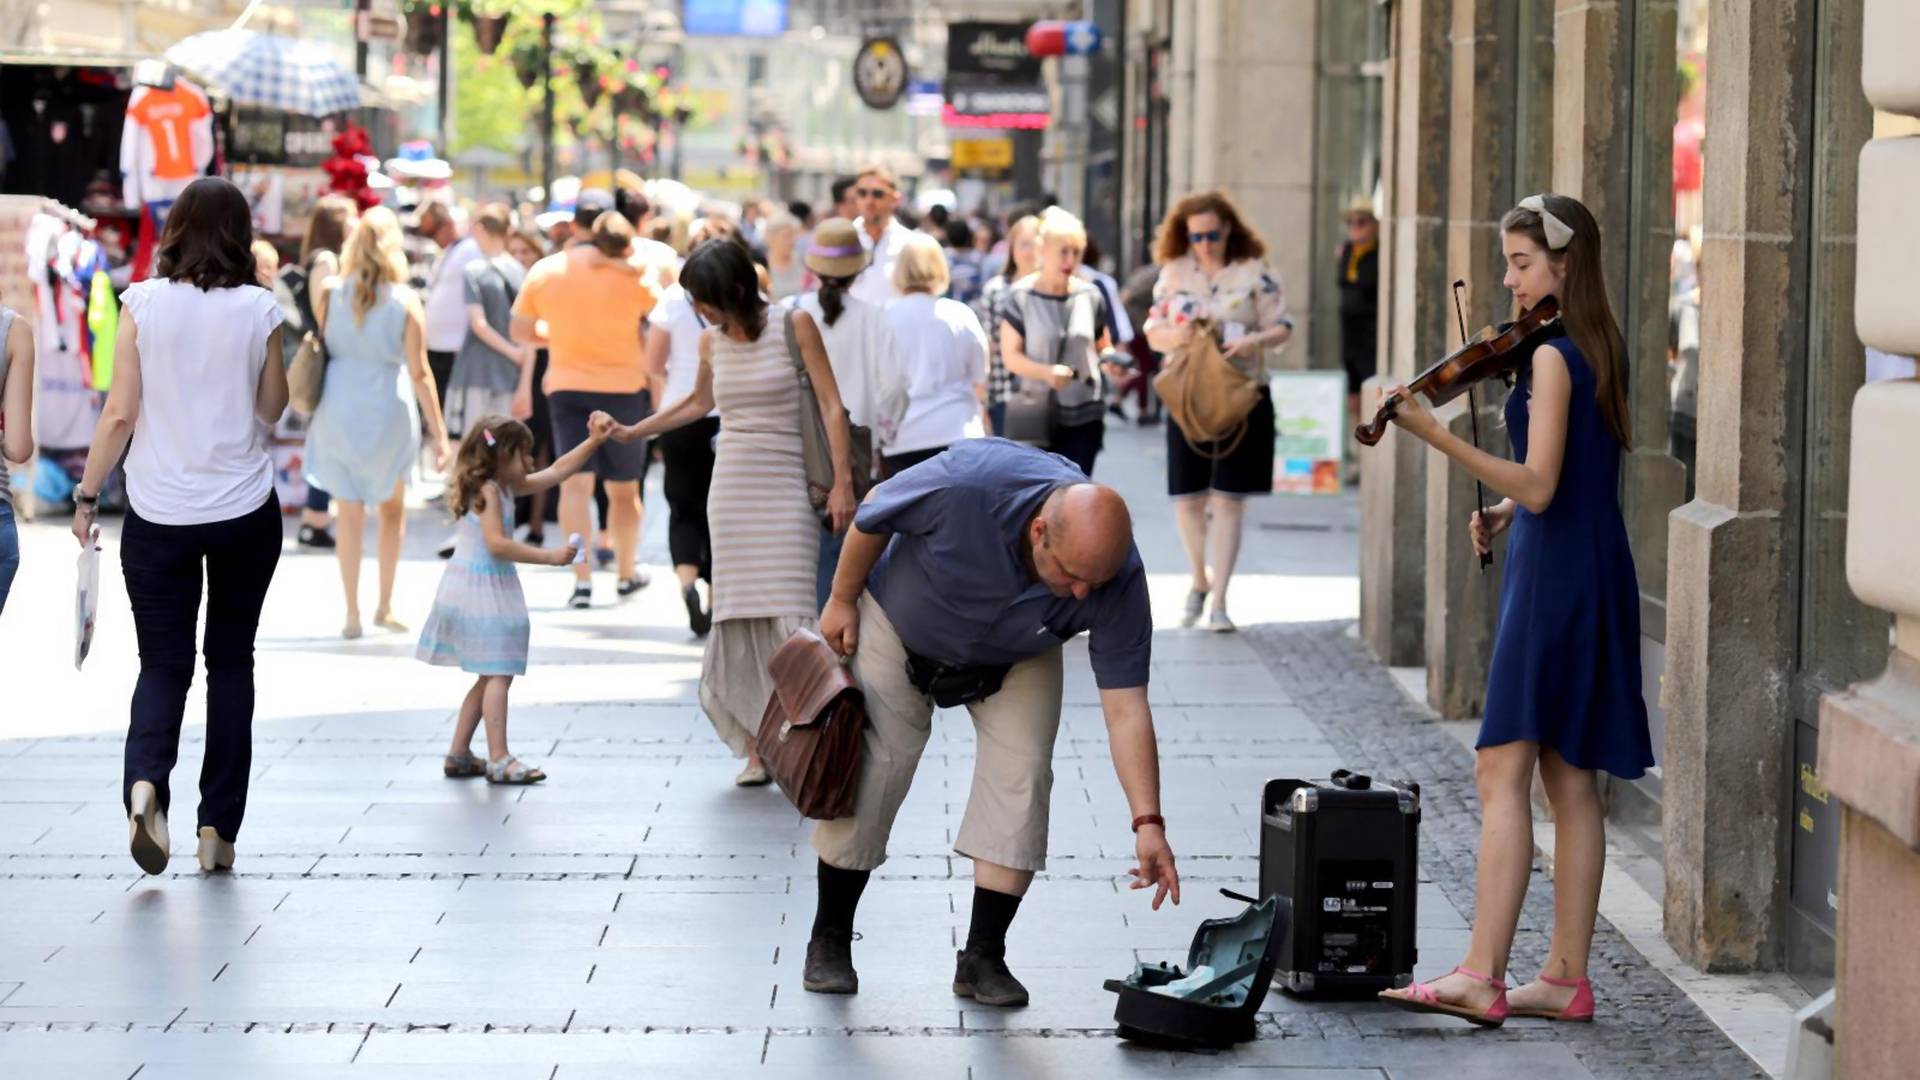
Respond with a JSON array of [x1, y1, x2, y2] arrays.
[[1518, 195, 1574, 250]]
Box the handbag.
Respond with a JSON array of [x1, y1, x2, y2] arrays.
[[286, 273, 329, 415], [1153, 320, 1262, 460], [756, 627, 868, 820], [785, 306, 875, 522], [1000, 378, 1057, 445]]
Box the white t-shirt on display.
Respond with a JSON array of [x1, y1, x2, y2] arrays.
[[120, 279, 283, 526], [424, 236, 483, 352], [883, 293, 988, 455], [646, 284, 717, 418]]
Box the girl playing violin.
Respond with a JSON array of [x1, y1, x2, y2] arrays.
[[1376, 193, 1654, 1026]]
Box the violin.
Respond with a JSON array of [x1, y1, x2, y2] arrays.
[[1353, 295, 1562, 447]]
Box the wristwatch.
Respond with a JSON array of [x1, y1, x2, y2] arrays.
[[1131, 814, 1166, 833], [74, 489, 99, 507]]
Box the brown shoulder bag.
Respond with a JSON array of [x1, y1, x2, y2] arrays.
[[1153, 320, 1262, 459], [756, 627, 868, 820]]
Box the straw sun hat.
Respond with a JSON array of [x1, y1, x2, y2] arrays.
[[805, 217, 870, 279]]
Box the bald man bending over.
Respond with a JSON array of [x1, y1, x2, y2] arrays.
[[806, 438, 1181, 1007]]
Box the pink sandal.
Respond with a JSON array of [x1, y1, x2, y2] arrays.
[[1378, 965, 1510, 1028], [1508, 975, 1594, 1021]]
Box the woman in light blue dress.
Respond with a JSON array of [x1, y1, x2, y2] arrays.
[[307, 207, 451, 639]]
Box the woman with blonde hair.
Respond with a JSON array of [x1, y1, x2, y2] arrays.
[[881, 232, 987, 475], [1143, 189, 1293, 633], [307, 206, 452, 639], [998, 208, 1117, 475], [282, 193, 361, 548]]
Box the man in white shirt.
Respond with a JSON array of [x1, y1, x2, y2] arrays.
[[849, 164, 915, 307], [416, 201, 483, 407]]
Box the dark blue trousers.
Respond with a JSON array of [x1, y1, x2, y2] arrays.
[[121, 494, 282, 841]]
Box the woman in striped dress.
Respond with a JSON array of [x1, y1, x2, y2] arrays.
[[611, 239, 857, 786]]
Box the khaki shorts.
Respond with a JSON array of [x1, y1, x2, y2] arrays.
[[811, 592, 1064, 873]]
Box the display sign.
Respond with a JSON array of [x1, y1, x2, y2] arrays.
[[683, 0, 789, 37], [946, 86, 1049, 116], [946, 21, 1042, 84], [853, 36, 908, 110], [1270, 371, 1348, 494], [229, 108, 335, 168], [950, 137, 1014, 171], [1025, 20, 1104, 57]]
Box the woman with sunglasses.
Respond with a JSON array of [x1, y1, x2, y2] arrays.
[[1143, 190, 1292, 633]]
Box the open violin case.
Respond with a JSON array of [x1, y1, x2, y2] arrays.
[[1103, 890, 1293, 1049]]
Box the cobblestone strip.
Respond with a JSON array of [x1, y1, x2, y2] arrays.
[[1243, 620, 1764, 1080]]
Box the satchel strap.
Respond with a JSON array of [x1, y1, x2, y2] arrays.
[[769, 627, 859, 723], [783, 304, 806, 378]]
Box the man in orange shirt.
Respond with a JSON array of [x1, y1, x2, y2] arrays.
[[511, 199, 657, 608]]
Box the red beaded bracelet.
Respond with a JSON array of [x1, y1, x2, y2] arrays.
[[1131, 814, 1165, 833]]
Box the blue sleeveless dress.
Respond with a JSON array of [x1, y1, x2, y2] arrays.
[[1479, 334, 1655, 779]]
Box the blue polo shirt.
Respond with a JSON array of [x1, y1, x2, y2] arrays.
[[857, 438, 1153, 690]]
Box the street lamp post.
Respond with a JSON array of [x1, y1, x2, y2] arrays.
[[540, 11, 555, 200]]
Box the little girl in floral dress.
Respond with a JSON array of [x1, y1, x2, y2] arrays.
[[418, 411, 613, 783]]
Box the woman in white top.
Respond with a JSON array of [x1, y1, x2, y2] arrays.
[[790, 217, 909, 607], [0, 303, 33, 616], [881, 232, 987, 476], [646, 274, 720, 637], [71, 178, 291, 877]]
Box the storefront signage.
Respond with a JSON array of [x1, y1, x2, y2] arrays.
[[229, 108, 335, 168], [946, 86, 1049, 116], [950, 137, 1014, 171], [946, 21, 1041, 84]]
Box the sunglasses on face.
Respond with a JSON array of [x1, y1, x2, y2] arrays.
[[855, 187, 892, 199], [1189, 230, 1224, 244]]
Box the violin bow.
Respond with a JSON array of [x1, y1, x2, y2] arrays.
[[1452, 280, 1494, 573]]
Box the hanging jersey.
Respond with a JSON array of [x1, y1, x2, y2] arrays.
[[120, 81, 214, 199]]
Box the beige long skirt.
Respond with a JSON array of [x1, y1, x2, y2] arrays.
[[698, 614, 817, 757]]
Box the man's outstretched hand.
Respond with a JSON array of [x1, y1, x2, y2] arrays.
[[1128, 825, 1180, 910]]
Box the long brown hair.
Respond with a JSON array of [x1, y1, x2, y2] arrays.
[[448, 417, 534, 519], [302, 194, 358, 265], [1153, 189, 1267, 265], [1501, 193, 1631, 446]]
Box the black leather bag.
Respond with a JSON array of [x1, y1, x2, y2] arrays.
[[905, 651, 1012, 709]]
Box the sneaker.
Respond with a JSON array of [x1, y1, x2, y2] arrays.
[[803, 933, 859, 994], [1208, 608, 1237, 634], [568, 583, 592, 609], [953, 948, 1029, 1007], [1181, 588, 1208, 629], [683, 582, 712, 636], [296, 524, 336, 549], [616, 572, 651, 597], [595, 546, 615, 569]]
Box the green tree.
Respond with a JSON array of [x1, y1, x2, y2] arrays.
[[450, 19, 530, 156]]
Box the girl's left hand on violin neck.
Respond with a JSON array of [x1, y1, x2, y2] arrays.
[[1381, 384, 1440, 443]]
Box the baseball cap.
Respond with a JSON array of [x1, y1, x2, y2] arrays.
[[573, 188, 615, 229]]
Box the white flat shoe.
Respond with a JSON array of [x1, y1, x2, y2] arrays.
[[1208, 608, 1237, 634], [128, 780, 169, 875], [1181, 588, 1208, 629], [735, 762, 772, 787], [196, 827, 235, 873]]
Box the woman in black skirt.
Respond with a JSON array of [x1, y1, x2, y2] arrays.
[[1143, 191, 1294, 633]]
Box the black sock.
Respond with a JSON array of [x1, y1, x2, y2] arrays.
[[964, 886, 1023, 957], [812, 859, 871, 940]]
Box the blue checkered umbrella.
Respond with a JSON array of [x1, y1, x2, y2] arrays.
[[165, 30, 361, 117]]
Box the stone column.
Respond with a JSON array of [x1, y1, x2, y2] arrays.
[[1662, 0, 1818, 971], [1423, 0, 1520, 718], [1821, 0, 1920, 1069], [1164, 0, 1318, 357], [1360, 0, 1448, 667], [1619, 0, 1688, 629]]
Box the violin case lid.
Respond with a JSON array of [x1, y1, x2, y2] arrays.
[[1104, 890, 1293, 1049]]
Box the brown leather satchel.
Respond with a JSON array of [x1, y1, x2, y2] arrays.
[[1153, 320, 1262, 459], [756, 628, 867, 820]]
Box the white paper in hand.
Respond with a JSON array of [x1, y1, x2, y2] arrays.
[[75, 528, 100, 670]]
